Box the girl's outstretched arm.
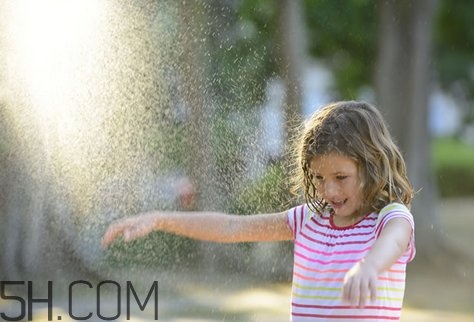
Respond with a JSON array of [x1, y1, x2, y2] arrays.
[[341, 217, 412, 308], [102, 211, 293, 247]]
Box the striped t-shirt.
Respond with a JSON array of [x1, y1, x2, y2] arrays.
[[286, 203, 415, 321]]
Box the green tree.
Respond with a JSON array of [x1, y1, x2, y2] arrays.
[[375, 0, 441, 260]]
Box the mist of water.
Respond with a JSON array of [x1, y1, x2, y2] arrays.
[[0, 0, 194, 277], [0, 0, 293, 284]]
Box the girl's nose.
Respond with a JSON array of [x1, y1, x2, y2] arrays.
[[323, 180, 338, 198]]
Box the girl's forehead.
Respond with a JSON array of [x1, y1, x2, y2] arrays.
[[309, 152, 358, 173]]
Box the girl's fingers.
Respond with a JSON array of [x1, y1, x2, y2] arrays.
[[349, 280, 360, 308], [370, 278, 377, 303], [103, 216, 154, 247], [341, 278, 351, 303], [124, 226, 140, 241], [359, 280, 369, 308], [123, 229, 132, 241], [102, 225, 122, 247], [103, 220, 136, 246], [342, 277, 375, 309], [124, 224, 150, 241]]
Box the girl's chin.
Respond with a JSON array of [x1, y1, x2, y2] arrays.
[[333, 206, 358, 218]]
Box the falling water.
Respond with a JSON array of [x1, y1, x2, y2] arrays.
[[0, 0, 293, 283], [0, 2, 296, 321], [0, 0, 202, 278]]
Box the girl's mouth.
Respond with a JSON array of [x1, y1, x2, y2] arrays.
[[331, 199, 347, 209]]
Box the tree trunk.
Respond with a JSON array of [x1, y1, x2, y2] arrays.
[[375, 0, 462, 264], [276, 0, 306, 158]]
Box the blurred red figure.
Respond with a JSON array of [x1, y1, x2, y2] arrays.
[[177, 177, 196, 211]]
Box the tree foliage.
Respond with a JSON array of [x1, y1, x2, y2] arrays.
[[435, 0, 474, 99], [209, 0, 474, 112], [303, 0, 378, 98]]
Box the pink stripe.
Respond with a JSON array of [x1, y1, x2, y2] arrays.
[[294, 272, 344, 282], [295, 241, 371, 256], [320, 215, 378, 222], [301, 231, 375, 246], [286, 215, 293, 237], [312, 217, 376, 230], [307, 223, 374, 238], [295, 251, 362, 265], [292, 302, 401, 311], [295, 261, 349, 273], [292, 313, 399, 320], [300, 205, 304, 231], [407, 238, 415, 262], [293, 207, 297, 239], [364, 216, 378, 221], [394, 258, 410, 265], [378, 276, 405, 282]]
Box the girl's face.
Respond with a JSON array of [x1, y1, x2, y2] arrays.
[[310, 151, 369, 226]]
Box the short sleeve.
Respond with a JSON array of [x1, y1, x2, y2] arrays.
[[375, 203, 416, 263], [286, 205, 310, 239]]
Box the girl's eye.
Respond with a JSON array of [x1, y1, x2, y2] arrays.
[[315, 175, 324, 180], [336, 175, 347, 180]]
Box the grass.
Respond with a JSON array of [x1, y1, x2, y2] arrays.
[[432, 138, 474, 197], [433, 137, 474, 170]]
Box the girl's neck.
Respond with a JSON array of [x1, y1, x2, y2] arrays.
[[331, 206, 372, 227]]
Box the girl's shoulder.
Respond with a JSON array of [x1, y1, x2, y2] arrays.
[[286, 204, 328, 235], [378, 202, 411, 216], [287, 204, 314, 224], [376, 202, 416, 261], [375, 202, 414, 227]]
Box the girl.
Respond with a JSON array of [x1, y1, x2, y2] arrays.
[[102, 101, 415, 321]]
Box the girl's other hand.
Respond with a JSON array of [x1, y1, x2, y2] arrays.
[[102, 213, 158, 248], [341, 259, 378, 309]]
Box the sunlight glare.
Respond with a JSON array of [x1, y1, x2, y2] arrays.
[[6, 0, 106, 144]]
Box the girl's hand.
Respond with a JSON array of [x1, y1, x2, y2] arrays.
[[342, 259, 378, 308], [102, 213, 158, 248]]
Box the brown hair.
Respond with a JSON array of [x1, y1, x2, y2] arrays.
[[291, 101, 414, 215]]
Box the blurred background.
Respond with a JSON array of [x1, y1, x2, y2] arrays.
[[0, 0, 473, 321]]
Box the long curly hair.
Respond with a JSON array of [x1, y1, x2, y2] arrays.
[[291, 101, 414, 215]]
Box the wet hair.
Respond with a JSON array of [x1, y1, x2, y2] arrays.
[[291, 101, 414, 215]]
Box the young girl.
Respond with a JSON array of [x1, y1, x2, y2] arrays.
[[102, 101, 415, 321]]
